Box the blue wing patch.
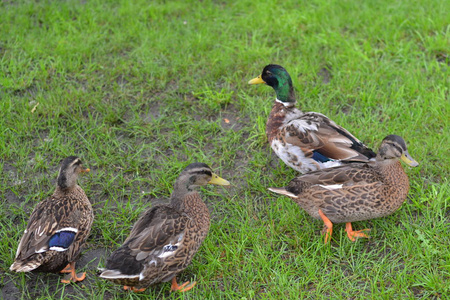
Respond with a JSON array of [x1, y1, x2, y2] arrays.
[[48, 231, 76, 249], [312, 151, 332, 163]]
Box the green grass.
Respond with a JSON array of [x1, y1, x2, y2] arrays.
[[1, 0, 449, 299]]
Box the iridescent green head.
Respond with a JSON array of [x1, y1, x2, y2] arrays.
[[249, 64, 296, 103]]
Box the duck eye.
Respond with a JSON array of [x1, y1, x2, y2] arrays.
[[266, 71, 272, 75]]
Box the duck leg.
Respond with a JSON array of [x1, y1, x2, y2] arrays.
[[59, 263, 73, 274], [171, 277, 197, 292], [345, 222, 370, 241], [123, 286, 146, 292], [318, 209, 333, 244], [60, 262, 86, 283]]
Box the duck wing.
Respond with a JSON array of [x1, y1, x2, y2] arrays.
[[11, 196, 84, 271], [102, 205, 190, 277], [283, 112, 375, 162], [285, 163, 380, 195]]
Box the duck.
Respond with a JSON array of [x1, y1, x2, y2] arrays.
[[10, 156, 93, 283], [268, 135, 418, 243], [99, 162, 230, 292], [249, 64, 376, 174]]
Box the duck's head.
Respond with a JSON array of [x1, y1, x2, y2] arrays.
[[57, 156, 90, 190], [378, 135, 419, 167], [249, 64, 296, 104], [176, 163, 230, 191]]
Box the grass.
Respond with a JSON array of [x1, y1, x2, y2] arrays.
[[0, 0, 449, 298]]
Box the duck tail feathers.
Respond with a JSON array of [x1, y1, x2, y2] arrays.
[[268, 187, 298, 198]]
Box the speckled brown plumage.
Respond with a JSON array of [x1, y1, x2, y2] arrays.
[[10, 156, 93, 283], [250, 64, 375, 174], [269, 135, 418, 242], [100, 163, 229, 292]]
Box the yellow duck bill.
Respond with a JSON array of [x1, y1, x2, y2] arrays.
[[208, 173, 230, 186], [248, 75, 266, 85]]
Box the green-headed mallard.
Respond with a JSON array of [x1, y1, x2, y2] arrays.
[[10, 156, 93, 283], [269, 135, 418, 243], [249, 64, 376, 174], [99, 162, 230, 292]]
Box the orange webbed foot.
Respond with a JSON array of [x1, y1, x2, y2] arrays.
[[171, 277, 197, 292], [345, 223, 371, 241], [318, 209, 333, 244], [60, 262, 86, 283], [61, 271, 86, 283], [124, 286, 146, 292]]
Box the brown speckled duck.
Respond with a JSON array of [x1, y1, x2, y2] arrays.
[[99, 163, 230, 292], [269, 135, 418, 243], [10, 156, 93, 283], [249, 64, 376, 174]]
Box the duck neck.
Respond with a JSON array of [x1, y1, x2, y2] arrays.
[[171, 180, 207, 215], [274, 82, 296, 106], [171, 190, 210, 221], [53, 184, 78, 196], [171, 180, 192, 201], [376, 160, 410, 204]]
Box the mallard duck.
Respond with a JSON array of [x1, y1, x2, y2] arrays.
[[99, 162, 230, 292], [10, 156, 93, 283], [249, 64, 376, 174], [269, 135, 418, 243]]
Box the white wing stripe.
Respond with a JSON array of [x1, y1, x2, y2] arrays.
[[56, 227, 78, 233], [49, 246, 68, 252], [318, 184, 343, 190]]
